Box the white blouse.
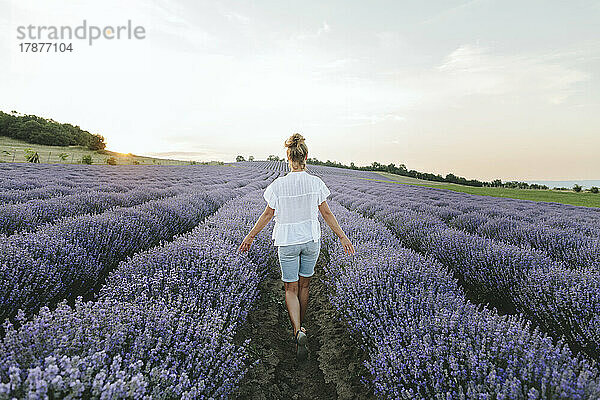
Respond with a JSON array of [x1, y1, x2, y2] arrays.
[[263, 171, 331, 246]]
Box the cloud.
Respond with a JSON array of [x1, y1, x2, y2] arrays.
[[412, 44, 590, 105], [418, 0, 484, 26], [375, 31, 405, 50], [371, 44, 593, 124], [344, 112, 406, 126], [294, 21, 330, 41], [223, 11, 250, 24], [3, 1, 597, 178], [318, 58, 357, 71]]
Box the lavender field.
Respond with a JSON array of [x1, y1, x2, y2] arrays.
[[1, 161, 599, 399]]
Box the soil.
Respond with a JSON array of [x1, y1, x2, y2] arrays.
[[232, 252, 375, 400]]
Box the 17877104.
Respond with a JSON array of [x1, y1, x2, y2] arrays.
[[19, 42, 73, 52]]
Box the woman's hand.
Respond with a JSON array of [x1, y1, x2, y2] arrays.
[[340, 235, 355, 255], [239, 206, 274, 252], [238, 234, 254, 252]]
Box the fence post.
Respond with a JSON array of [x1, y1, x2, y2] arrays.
[[12, 149, 15, 162], [47, 151, 51, 163]]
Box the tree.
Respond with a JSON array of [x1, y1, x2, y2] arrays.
[[19, 120, 43, 141], [81, 155, 93, 165], [445, 173, 458, 183], [248, 155, 254, 161], [591, 186, 599, 194], [88, 134, 106, 150], [236, 155, 246, 162], [0, 111, 106, 150], [573, 184, 582, 193]]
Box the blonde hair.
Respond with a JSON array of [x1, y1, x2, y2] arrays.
[[284, 133, 308, 169]]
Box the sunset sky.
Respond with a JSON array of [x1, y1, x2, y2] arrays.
[[1, 0, 599, 181]]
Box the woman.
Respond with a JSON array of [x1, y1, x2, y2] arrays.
[[238, 133, 355, 362]]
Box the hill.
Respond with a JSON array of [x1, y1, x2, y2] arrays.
[[373, 172, 600, 208], [0, 110, 105, 150], [0, 137, 208, 166]]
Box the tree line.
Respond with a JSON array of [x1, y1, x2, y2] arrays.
[[237, 154, 549, 190], [0, 111, 106, 150], [305, 158, 550, 189]]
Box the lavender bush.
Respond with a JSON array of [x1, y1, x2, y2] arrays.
[[320, 200, 600, 399], [327, 179, 600, 267], [0, 191, 279, 399], [0, 169, 274, 324], [2, 160, 599, 399], [0, 188, 178, 235], [327, 181, 600, 362]]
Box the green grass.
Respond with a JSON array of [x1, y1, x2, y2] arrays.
[[373, 172, 600, 208], [0, 137, 202, 166]]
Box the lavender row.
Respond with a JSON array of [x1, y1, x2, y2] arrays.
[[234, 160, 384, 179], [334, 177, 600, 237], [0, 167, 252, 236], [0, 172, 274, 324], [233, 160, 290, 172], [329, 189, 600, 362], [401, 180, 600, 229], [319, 200, 600, 399], [307, 164, 384, 179], [0, 163, 140, 191], [0, 191, 277, 399], [0, 165, 242, 204], [0, 184, 109, 205], [0, 187, 180, 236], [333, 178, 600, 238], [329, 180, 600, 269], [447, 211, 599, 269], [0, 164, 237, 189]]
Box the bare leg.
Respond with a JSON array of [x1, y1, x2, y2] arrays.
[[298, 276, 311, 325], [284, 281, 301, 335]]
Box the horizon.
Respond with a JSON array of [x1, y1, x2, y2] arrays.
[[3, 126, 598, 183], [2, 0, 599, 181], [3, 110, 599, 184]]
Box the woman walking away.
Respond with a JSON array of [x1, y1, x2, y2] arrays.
[[238, 133, 355, 362]]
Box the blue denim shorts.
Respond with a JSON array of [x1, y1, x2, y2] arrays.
[[277, 240, 320, 282]]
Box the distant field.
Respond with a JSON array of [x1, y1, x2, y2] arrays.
[[375, 172, 600, 208], [0, 137, 193, 165]]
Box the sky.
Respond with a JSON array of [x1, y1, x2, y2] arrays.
[[1, 0, 599, 181]]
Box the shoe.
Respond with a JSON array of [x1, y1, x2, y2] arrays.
[[295, 327, 308, 361]]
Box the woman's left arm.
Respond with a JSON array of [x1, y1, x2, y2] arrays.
[[238, 205, 275, 252]]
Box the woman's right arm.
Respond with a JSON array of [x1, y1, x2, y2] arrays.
[[318, 201, 355, 254]]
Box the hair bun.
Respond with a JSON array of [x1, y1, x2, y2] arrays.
[[285, 133, 305, 148], [284, 133, 308, 169]]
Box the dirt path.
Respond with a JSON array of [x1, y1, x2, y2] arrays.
[[233, 252, 374, 399]]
